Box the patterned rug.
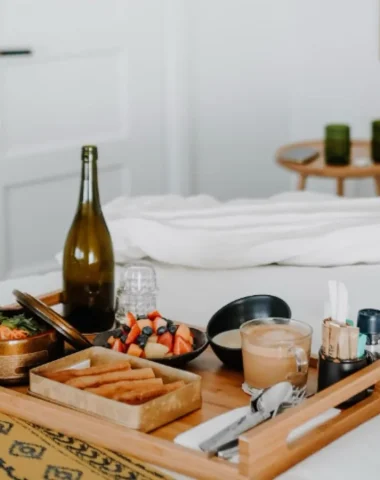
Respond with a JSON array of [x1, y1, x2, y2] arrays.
[[0, 412, 173, 480]]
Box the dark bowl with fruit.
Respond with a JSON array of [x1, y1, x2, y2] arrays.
[[93, 310, 208, 368]]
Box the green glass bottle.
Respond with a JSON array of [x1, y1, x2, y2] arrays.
[[324, 124, 350, 166], [62, 145, 115, 333]]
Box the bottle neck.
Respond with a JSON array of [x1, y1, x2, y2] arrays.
[[78, 154, 101, 212]]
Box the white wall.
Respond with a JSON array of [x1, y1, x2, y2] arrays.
[[185, 0, 380, 200]]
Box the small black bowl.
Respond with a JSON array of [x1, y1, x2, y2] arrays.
[[93, 326, 208, 369], [206, 294, 292, 370]]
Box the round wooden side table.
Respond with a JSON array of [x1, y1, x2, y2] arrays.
[[276, 140, 380, 196]]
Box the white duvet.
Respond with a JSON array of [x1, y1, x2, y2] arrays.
[[96, 191, 380, 269]]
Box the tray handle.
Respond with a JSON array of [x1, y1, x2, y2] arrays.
[[1, 289, 63, 310], [239, 360, 380, 480]]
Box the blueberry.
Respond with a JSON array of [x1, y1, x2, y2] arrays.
[[142, 326, 153, 337], [114, 329, 123, 338], [168, 324, 177, 335], [157, 326, 167, 335], [120, 334, 127, 343], [165, 319, 173, 327], [136, 334, 149, 348], [122, 324, 131, 333]]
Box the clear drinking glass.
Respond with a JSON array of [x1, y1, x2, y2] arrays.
[[115, 261, 158, 325], [240, 317, 312, 398]]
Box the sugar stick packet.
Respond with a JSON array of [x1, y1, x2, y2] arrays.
[[338, 326, 349, 360], [328, 323, 340, 358], [347, 326, 359, 359], [322, 319, 331, 355]]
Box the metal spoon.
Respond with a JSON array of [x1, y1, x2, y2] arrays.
[[199, 382, 293, 456]]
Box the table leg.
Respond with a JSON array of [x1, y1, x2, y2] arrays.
[[297, 174, 307, 190], [336, 178, 344, 196], [374, 177, 380, 195]]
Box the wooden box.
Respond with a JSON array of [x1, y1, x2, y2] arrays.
[[29, 346, 202, 432]]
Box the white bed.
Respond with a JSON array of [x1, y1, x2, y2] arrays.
[[1, 262, 380, 479]]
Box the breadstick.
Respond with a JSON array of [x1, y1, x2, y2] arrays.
[[117, 380, 186, 404], [43, 361, 131, 384], [65, 367, 155, 389], [85, 378, 163, 398], [116, 385, 166, 404]]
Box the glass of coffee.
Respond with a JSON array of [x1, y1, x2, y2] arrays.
[[240, 318, 312, 398]]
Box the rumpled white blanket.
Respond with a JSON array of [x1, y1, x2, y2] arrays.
[[56, 191, 380, 269]]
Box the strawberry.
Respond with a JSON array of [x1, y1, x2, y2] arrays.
[[175, 324, 192, 343], [127, 343, 143, 357], [173, 336, 192, 356], [112, 338, 125, 353], [137, 319, 153, 331], [125, 312, 137, 329], [153, 317, 167, 334], [158, 331, 174, 352], [125, 324, 140, 345], [148, 310, 162, 320]]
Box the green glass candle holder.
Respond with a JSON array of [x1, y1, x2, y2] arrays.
[[324, 124, 351, 166], [371, 120, 380, 164]]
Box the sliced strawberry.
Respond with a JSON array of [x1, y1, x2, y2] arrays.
[[125, 311, 137, 329], [158, 331, 174, 352], [175, 324, 192, 343], [107, 335, 116, 346], [127, 343, 143, 357], [153, 317, 167, 334], [148, 310, 162, 320], [112, 338, 125, 353], [173, 336, 192, 356], [125, 324, 140, 345], [137, 318, 153, 331]]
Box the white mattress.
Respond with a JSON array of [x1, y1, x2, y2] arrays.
[[1, 262, 380, 480]]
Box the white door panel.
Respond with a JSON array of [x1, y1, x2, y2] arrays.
[[0, 0, 168, 279]]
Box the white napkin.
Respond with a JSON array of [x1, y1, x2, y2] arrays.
[[174, 406, 340, 464]]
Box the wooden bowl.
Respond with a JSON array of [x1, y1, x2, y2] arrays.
[[0, 308, 64, 385]]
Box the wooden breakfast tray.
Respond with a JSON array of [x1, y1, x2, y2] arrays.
[[2, 290, 380, 480]]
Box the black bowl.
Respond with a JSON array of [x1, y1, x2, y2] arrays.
[[206, 294, 292, 370], [93, 326, 208, 369]]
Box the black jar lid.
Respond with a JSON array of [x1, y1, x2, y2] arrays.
[[357, 308, 380, 336]]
